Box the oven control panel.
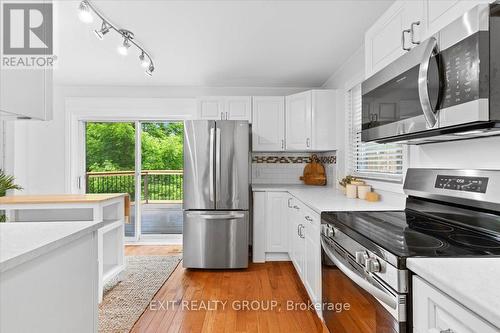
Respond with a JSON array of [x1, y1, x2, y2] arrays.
[[435, 175, 488, 193]]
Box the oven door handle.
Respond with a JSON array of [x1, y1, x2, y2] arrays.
[[321, 238, 397, 309], [418, 37, 439, 129]]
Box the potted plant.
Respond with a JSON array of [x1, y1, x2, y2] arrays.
[[0, 169, 22, 222]]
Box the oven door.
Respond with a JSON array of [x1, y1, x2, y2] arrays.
[[321, 237, 407, 333]]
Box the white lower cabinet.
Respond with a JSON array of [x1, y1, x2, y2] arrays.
[[413, 276, 498, 333], [252, 191, 289, 262], [303, 205, 321, 305], [253, 190, 322, 314]]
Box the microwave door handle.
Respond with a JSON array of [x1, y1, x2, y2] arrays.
[[418, 37, 439, 128], [321, 238, 398, 309], [209, 127, 215, 202]]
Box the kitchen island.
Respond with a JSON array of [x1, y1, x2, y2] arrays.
[[0, 221, 104, 333], [0, 193, 129, 302]]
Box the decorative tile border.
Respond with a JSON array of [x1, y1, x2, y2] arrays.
[[252, 154, 336, 164]]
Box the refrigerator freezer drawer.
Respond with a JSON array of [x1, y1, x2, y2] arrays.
[[183, 211, 249, 269]]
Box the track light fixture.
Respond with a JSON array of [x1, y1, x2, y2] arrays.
[[78, 0, 93, 23], [94, 22, 110, 40], [77, 0, 155, 76]]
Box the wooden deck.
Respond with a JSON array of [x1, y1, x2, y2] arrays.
[[126, 245, 326, 333]]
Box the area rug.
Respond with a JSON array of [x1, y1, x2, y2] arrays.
[[99, 255, 182, 333]]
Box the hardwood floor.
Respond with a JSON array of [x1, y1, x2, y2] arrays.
[[125, 245, 325, 333]]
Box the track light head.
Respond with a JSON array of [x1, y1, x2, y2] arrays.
[[94, 22, 110, 40], [139, 52, 150, 68], [117, 38, 131, 56], [145, 64, 155, 76], [78, 1, 93, 23]]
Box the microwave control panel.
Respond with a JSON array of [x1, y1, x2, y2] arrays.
[[440, 33, 481, 109], [435, 175, 488, 193]]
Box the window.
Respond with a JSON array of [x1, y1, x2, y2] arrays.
[[347, 84, 404, 182]]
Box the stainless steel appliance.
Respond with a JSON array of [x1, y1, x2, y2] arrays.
[[362, 3, 500, 144], [321, 168, 500, 333], [183, 120, 250, 269]]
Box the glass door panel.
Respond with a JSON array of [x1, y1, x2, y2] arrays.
[[140, 122, 184, 235], [85, 122, 137, 237]]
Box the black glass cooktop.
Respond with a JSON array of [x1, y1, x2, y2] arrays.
[[321, 209, 500, 259]]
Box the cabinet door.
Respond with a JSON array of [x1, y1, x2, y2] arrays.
[[225, 97, 251, 121], [424, 0, 492, 38], [304, 208, 321, 304], [311, 90, 337, 151], [413, 276, 498, 333], [285, 91, 312, 150], [290, 199, 304, 276], [252, 97, 285, 151], [0, 68, 52, 120], [265, 192, 289, 253], [197, 97, 224, 120], [365, 1, 407, 78]]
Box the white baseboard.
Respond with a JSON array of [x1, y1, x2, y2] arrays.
[[265, 252, 291, 261]]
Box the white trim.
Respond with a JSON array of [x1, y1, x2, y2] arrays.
[[134, 121, 142, 241]]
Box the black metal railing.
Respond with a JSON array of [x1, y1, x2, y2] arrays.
[[86, 170, 183, 203]]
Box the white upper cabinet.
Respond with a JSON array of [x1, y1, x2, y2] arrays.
[[225, 96, 252, 121], [285, 91, 312, 150], [252, 96, 285, 151], [0, 68, 53, 120], [285, 90, 336, 151], [197, 97, 224, 120], [424, 0, 493, 37], [196, 96, 251, 121], [365, 0, 494, 79], [365, 0, 426, 78]]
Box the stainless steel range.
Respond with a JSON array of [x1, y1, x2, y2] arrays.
[[321, 168, 500, 333]]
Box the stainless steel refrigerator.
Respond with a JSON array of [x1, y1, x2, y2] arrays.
[[183, 120, 249, 269]]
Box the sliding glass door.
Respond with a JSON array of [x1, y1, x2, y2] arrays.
[[84, 121, 183, 240], [140, 122, 183, 235]]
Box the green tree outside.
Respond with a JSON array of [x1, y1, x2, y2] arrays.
[[85, 122, 184, 201]]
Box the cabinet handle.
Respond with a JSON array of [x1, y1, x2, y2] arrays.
[[306, 138, 310, 148], [221, 112, 224, 120], [287, 198, 293, 208], [281, 139, 284, 150], [299, 224, 305, 238], [440, 330, 454, 333], [305, 216, 313, 222], [410, 21, 421, 45], [401, 29, 411, 51], [293, 205, 300, 210], [297, 224, 301, 236]]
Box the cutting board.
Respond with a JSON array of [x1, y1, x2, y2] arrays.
[[300, 154, 327, 186]]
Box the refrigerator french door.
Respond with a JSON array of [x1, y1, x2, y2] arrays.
[[183, 120, 249, 269]]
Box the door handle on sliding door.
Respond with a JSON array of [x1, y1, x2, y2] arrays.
[[209, 127, 215, 202], [215, 127, 221, 203]]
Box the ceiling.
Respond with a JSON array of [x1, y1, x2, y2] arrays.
[[53, 0, 393, 87]]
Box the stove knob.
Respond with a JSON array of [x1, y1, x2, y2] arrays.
[[365, 258, 381, 273], [321, 225, 335, 238], [355, 251, 367, 265]]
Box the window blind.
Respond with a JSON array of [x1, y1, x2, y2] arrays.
[[347, 84, 404, 182]]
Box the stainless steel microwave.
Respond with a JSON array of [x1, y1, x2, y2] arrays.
[[362, 3, 500, 144]]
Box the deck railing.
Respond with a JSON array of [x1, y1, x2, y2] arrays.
[[86, 170, 183, 203]]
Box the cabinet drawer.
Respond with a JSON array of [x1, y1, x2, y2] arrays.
[[413, 276, 497, 333]]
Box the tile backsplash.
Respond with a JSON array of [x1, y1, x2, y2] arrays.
[[252, 152, 336, 185]]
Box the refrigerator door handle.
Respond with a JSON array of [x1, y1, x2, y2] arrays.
[[215, 127, 221, 203], [209, 127, 215, 202], [185, 213, 246, 220]]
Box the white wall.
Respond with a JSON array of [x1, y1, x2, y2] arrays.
[[323, 45, 500, 193], [10, 85, 311, 194]]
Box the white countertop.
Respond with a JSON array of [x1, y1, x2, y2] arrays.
[[252, 184, 406, 213], [407, 258, 500, 328], [0, 221, 105, 273]]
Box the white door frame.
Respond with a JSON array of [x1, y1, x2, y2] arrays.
[[66, 97, 195, 242]]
